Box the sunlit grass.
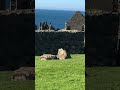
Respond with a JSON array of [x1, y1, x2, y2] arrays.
[[35, 54, 85, 90]]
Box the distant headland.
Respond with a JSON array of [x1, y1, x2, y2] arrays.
[[35, 11, 85, 33]]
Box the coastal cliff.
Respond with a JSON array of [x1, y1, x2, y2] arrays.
[[67, 11, 85, 31]]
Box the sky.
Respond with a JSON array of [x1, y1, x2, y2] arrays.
[[35, 0, 85, 11]]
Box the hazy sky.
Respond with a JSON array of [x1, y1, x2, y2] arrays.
[[35, 0, 85, 11]]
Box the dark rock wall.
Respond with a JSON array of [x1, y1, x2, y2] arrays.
[[0, 0, 34, 10], [17, 0, 34, 9], [0, 13, 35, 69], [86, 14, 119, 66], [86, 0, 112, 11], [0, 0, 6, 10], [35, 32, 84, 55]]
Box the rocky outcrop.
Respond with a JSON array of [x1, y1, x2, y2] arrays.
[[40, 54, 57, 60], [57, 48, 67, 60], [38, 22, 55, 30], [11, 67, 35, 81], [40, 48, 71, 60], [67, 11, 85, 31]]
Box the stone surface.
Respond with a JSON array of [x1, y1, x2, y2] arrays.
[[41, 57, 47, 60], [57, 48, 67, 60], [40, 54, 57, 60], [67, 11, 85, 31], [11, 67, 35, 81], [39, 22, 55, 30]]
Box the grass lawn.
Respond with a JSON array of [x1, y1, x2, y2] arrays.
[[86, 67, 120, 90], [0, 71, 34, 90], [35, 54, 85, 90]]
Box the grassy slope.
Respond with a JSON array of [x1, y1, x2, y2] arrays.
[[86, 67, 120, 90], [35, 54, 85, 90], [0, 71, 34, 90]]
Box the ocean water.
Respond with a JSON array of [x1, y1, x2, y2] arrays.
[[35, 9, 85, 29]]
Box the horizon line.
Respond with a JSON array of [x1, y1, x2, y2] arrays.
[[35, 8, 85, 12]]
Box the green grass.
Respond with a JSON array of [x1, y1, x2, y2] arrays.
[[35, 54, 85, 90], [86, 67, 120, 90], [0, 71, 34, 90], [0, 80, 34, 90], [0, 71, 13, 81]]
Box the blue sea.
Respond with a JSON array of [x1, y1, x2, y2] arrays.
[[35, 9, 85, 29]]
